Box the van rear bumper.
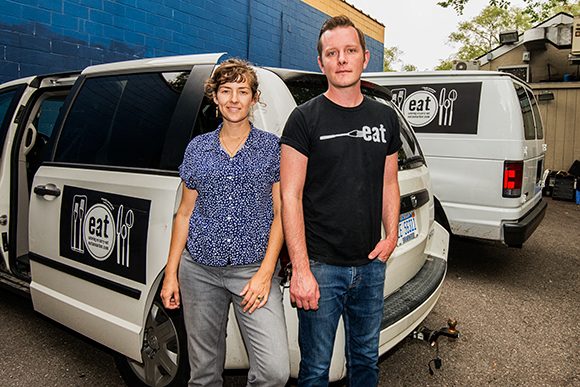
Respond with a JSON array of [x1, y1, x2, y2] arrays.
[[503, 199, 548, 247]]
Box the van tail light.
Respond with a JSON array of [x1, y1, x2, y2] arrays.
[[503, 161, 523, 198]]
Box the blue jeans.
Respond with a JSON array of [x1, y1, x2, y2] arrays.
[[297, 259, 386, 387]]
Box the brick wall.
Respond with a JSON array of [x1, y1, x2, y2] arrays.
[[0, 0, 384, 84]]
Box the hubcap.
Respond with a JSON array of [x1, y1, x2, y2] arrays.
[[127, 302, 181, 387]]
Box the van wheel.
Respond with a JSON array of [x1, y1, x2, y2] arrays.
[[114, 300, 189, 387]]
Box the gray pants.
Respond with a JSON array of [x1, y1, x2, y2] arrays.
[[178, 250, 290, 387]]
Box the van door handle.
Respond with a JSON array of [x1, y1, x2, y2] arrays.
[[34, 185, 61, 197]]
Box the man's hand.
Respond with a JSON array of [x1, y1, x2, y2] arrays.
[[290, 267, 320, 310], [368, 235, 397, 262]]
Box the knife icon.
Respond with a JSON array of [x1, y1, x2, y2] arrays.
[[438, 88, 446, 126]]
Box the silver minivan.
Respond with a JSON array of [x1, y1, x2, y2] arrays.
[[0, 54, 448, 386]]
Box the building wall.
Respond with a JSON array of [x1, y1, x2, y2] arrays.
[[483, 43, 579, 83], [532, 83, 580, 172], [0, 0, 384, 84]]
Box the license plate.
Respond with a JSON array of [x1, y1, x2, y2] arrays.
[[397, 211, 418, 246]]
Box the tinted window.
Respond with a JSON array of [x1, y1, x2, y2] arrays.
[[36, 96, 67, 137], [55, 72, 189, 169], [0, 89, 18, 127], [285, 80, 425, 171], [527, 89, 543, 139], [192, 98, 225, 138], [515, 83, 536, 140]]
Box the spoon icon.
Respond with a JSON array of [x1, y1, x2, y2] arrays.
[[125, 210, 134, 267], [447, 89, 458, 126]]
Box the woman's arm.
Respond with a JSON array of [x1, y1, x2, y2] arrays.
[[240, 181, 284, 313], [160, 183, 198, 309]]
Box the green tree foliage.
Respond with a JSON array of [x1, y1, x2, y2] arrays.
[[438, 0, 510, 14], [383, 46, 419, 71], [435, 59, 454, 70], [524, 0, 580, 21], [447, 5, 532, 60], [383, 46, 404, 71], [438, 0, 580, 21]]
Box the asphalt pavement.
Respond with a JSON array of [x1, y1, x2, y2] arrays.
[[1, 196, 579, 387]]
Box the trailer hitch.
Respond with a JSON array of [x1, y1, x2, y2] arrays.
[[411, 318, 458, 377], [412, 317, 458, 345]]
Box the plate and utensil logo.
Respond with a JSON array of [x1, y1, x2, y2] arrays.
[[392, 87, 458, 128], [71, 198, 134, 267]]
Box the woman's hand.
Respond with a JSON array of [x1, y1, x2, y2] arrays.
[[160, 276, 181, 309], [240, 268, 272, 313]]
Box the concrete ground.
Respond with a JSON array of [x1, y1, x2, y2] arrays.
[[0, 196, 578, 386]]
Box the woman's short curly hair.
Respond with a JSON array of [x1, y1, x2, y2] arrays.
[[204, 58, 259, 100]]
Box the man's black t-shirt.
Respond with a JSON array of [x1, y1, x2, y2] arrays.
[[280, 94, 402, 266]]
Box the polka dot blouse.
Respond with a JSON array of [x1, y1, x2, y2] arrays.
[[179, 123, 280, 266]]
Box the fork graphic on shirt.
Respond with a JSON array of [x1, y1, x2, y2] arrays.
[[319, 125, 388, 144]]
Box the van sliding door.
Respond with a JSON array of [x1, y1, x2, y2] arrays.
[[28, 65, 213, 363]]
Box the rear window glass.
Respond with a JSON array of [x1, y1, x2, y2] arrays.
[[36, 96, 67, 138], [0, 88, 18, 129], [54, 71, 189, 170], [0, 86, 23, 156], [284, 80, 425, 171], [527, 89, 543, 139], [515, 83, 536, 140]]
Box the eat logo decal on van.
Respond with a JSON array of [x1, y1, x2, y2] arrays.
[[391, 83, 482, 134], [60, 186, 150, 284]]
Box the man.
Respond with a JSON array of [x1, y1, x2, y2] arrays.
[[279, 15, 402, 387]]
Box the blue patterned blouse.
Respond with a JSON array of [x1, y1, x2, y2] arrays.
[[179, 123, 280, 266]]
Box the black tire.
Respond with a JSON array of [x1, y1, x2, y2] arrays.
[[114, 298, 190, 387]]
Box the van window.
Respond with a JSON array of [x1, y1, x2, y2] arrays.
[[514, 83, 536, 140], [192, 99, 225, 138], [0, 89, 18, 125], [284, 80, 425, 171], [527, 89, 543, 139], [36, 96, 68, 138], [26, 95, 70, 188], [0, 86, 24, 158], [54, 71, 189, 170]]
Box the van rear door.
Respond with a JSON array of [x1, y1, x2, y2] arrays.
[[512, 82, 545, 204], [28, 59, 217, 362]]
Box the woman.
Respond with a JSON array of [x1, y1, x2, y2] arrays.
[[160, 59, 289, 387]]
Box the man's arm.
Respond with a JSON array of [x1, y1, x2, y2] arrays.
[[369, 152, 400, 262], [280, 144, 320, 310]]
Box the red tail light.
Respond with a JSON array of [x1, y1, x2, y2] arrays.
[[503, 161, 523, 197]]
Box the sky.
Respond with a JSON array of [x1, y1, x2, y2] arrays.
[[348, 0, 527, 70]]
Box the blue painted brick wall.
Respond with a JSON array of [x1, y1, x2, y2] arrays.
[[0, 0, 383, 84]]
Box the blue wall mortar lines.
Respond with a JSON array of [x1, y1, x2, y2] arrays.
[[0, 0, 383, 84]]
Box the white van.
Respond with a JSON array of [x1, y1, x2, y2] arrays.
[[0, 54, 449, 386], [363, 71, 547, 247]]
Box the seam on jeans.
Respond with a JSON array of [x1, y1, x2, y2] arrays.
[[343, 307, 352, 384]]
